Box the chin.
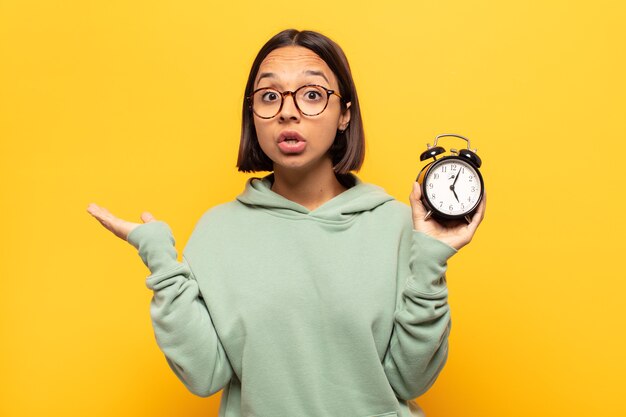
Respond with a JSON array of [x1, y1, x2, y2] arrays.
[[273, 157, 322, 172]]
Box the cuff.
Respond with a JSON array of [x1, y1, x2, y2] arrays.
[[406, 231, 458, 295], [127, 221, 178, 273]]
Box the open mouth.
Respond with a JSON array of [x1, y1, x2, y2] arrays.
[[278, 130, 305, 143]]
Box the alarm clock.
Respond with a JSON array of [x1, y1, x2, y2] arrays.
[[416, 134, 484, 223]]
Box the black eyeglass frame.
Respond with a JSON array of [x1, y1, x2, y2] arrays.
[[247, 84, 344, 119]]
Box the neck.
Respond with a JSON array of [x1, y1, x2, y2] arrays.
[[270, 159, 349, 211]]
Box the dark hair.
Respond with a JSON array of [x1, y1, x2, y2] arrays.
[[236, 29, 365, 174]]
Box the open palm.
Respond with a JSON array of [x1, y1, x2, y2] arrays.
[[86, 203, 156, 242]]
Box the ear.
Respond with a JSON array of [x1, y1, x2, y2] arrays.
[[338, 101, 351, 129]]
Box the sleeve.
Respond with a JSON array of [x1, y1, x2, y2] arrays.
[[127, 220, 233, 397], [382, 228, 458, 400]]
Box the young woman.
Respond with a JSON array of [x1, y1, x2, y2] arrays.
[[87, 29, 485, 417]]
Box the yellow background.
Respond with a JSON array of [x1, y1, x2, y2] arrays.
[[1, 0, 624, 416]]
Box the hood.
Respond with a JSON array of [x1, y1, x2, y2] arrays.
[[236, 173, 395, 222]]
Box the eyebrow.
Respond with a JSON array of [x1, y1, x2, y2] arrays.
[[256, 70, 330, 87], [304, 70, 330, 84]]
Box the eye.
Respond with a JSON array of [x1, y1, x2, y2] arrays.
[[261, 90, 280, 102], [301, 88, 323, 102], [306, 91, 321, 99]]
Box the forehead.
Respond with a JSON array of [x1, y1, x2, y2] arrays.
[[255, 46, 336, 87]]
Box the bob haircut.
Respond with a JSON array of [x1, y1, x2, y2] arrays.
[[236, 29, 365, 174]]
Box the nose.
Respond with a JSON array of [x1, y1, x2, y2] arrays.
[[278, 92, 300, 121]]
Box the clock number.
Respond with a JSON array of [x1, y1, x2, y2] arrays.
[[439, 201, 443, 208], [441, 166, 447, 173], [431, 193, 436, 199], [449, 205, 454, 211], [460, 167, 464, 174], [469, 175, 473, 182], [468, 196, 472, 202], [471, 186, 476, 192], [451, 164, 457, 171], [433, 173, 439, 179], [428, 183, 434, 189], [461, 203, 465, 210]]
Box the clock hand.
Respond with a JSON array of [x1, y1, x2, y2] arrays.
[[450, 168, 461, 203], [452, 168, 461, 187]]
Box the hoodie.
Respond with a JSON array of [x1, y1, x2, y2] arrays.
[[127, 173, 457, 417]]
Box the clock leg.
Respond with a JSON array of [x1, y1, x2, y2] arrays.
[[424, 210, 433, 221], [464, 214, 472, 224]]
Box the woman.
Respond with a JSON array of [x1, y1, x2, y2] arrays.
[[87, 29, 485, 417]]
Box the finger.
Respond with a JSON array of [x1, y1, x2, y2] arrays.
[[476, 191, 486, 219], [86, 203, 118, 225], [141, 211, 156, 223], [409, 182, 427, 219], [409, 181, 421, 202], [87, 203, 112, 220], [86, 202, 104, 218], [467, 193, 486, 234]]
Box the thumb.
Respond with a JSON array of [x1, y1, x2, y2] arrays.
[[409, 182, 428, 219], [140, 211, 156, 223]]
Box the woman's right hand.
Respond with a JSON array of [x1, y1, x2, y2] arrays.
[[86, 203, 157, 242]]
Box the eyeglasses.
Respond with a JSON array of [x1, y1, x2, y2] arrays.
[[247, 84, 343, 119]]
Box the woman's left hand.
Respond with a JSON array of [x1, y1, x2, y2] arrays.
[[409, 182, 486, 251]]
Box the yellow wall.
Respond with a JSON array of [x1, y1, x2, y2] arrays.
[[1, 1, 624, 416]]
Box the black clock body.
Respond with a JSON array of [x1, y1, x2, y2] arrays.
[[416, 155, 485, 221]]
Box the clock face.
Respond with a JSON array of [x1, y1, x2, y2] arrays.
[[423, 158, 482, 217]]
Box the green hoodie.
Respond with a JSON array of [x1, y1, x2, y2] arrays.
[[127, 173, 457, 417]]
